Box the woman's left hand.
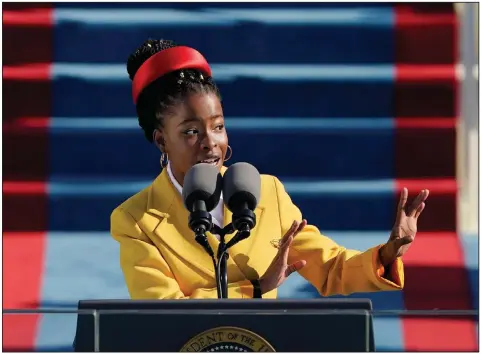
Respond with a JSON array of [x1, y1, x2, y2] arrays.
[[379, 188, 430, 266]]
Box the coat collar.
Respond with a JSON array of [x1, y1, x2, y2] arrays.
[[145, 166, 265, 280]]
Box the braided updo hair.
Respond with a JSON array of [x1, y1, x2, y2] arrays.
[[127, 39, 221, 143]]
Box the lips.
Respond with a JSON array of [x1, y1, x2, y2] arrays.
[[197, 157, 220, 166]]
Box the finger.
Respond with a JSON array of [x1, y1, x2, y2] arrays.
[[280, 219, 305, 248], [279, 219, 305, 256], [293, 219, 307, 237], [285, 260, 306, 277], [281, 221, 298, 245], [398, 188, 408, 210], [279, 233, 292, 250], [424, 189, 430, 199], [408, 189, 428, 217], [279, 219, 307, 257], [414, 202, 425, 219], [395, 188, 408, 224], [280, 235, 293, 257], [396, 235, 414, 248]]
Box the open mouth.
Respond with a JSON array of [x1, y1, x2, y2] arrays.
[[197, 157, 220, 166]]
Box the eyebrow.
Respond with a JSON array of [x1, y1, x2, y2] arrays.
[[177, 114, 223, 127]]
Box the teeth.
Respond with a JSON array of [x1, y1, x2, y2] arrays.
[[200, 158, 218, 164]]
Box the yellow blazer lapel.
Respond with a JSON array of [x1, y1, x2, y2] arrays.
[[144, 166, 266, 281], [218, 167, 267, 279], [146, 169, 217, 278], [225, 204, 265, 280]]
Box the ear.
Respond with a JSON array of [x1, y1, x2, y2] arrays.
[[152, 129, 166, 152]]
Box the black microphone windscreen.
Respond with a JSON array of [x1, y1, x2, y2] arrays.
[[223, 162, 261, 211], [182, 164, 222, 212]]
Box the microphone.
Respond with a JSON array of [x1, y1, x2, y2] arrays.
[[182, 163, 223, 257], [222, 162, 261, 248]]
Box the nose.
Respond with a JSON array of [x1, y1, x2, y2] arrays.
[[200, 131, 217, 150]]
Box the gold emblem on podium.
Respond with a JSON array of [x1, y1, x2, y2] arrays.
[[180, 326, 275, 352]]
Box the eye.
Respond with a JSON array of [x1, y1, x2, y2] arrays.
[[183, 128, 198, 136], [215, 124, 225, 131]]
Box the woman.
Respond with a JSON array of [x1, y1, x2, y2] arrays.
[[111, 39, 430, 299]]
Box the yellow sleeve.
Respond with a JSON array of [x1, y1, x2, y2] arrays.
[[273, 177, 404, 296], [111, 207, 254, 299]]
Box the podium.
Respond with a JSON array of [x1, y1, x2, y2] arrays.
[[74, 299, 375, 352]]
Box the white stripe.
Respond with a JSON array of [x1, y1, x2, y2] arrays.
[[54, 8, 393, 26], [206, 8, 393, 25], [323, 231, 390, 249], [283, 180, 394, 194], [37, 231, 129, 348], [52, 63, 394, 81], [47, 179, 395, 196], [49, 117, 394, 131]]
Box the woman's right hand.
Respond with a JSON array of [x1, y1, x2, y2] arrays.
[[258, 220, 307, 295]]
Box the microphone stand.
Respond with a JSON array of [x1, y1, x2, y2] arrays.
[[212, 224, 234, 299], [212, 223, 252, 299], [193, 217, 254, 299]]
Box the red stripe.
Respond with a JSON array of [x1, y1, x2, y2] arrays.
[[15, 116, 50, 128], [396, 65, 457, 81], [3, 3, 53, 350], [3, 181, 47, 195], [395, 4, 457, 26], [3, 117, 50, 133], [3, 9, 53, 26], [2, 179, 456, 195], [395, 117, 456, 129], [395, 179, 456, 194], [6, 117, 458, 130], [3, 232, 47, 350], [402, 318, 476, 351], [401, 232, 477, 350], [394, 4, 475, 351], [397, 13, 456, 26], [402, 232, 468, 269], [3, 63, 51, 80], [452, 7, 460, 118], [2, 63, 458, 82]]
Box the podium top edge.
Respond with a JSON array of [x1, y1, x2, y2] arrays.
[[77, 298, 374, 310]]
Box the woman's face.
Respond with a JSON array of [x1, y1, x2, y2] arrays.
[[155, 92, 228, 186]]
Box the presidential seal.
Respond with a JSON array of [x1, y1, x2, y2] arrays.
[[180, 326, 275, 352]]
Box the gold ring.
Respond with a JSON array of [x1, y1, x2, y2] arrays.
[[270, 239, 282, 249]]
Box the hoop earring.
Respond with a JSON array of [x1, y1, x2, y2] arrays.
[[160, 152, 169, 168], [224, 145, 233, 162]]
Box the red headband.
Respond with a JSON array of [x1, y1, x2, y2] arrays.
[[132, 46, 212, 104]]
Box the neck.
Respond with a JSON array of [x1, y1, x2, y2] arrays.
[[167, 162, 185, 187], [173, 170, 184, 187]]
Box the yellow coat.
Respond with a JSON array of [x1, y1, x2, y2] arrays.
[[111, 167, 403, 299]]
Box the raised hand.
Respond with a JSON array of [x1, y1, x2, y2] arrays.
[[258, 220, 307, 294], [379, 187, 430, 266]]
